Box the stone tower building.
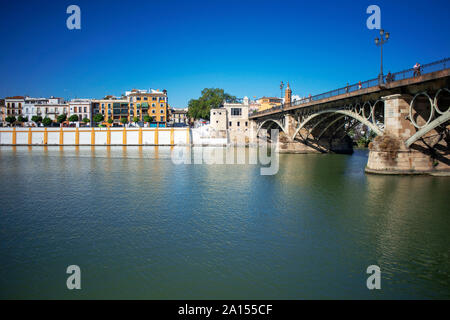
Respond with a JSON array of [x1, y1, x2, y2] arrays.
[[285, 82, 292, 107]]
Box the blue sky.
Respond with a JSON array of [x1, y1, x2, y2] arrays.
[[1, 0, 449, 108]]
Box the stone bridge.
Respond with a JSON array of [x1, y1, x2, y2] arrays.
[[249, 58, 450, 175]]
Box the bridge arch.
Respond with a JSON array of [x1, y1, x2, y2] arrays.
[[291, 108, 383, 141], [256, 119, 287, 137]]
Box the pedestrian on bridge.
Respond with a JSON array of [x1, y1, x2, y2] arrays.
[[413, 62, 422, 77], [358, 81, 362, 90], [386, 71, 393, 83]]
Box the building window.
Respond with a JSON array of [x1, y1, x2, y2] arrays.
[[152, 97, 157, 101], [229, 121, 232, 126], [237, 121, 240, 126], [245, 121, 248, 126], [152, 103, 155, 107], [160, 109, 164, 113], [160, 116, 164, 121], [152, 110, 155, 114], [144, 97, 148, 101], [231, 108, 242, 116], [84, 107, 87, 112], [160, 103, 163, 107], [136, 97, 141, 101]]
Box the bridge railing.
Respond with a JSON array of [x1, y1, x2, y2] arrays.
[[250, 57, 450, 117]]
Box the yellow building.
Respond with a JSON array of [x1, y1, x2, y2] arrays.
[[126, 89, 168, 126], [257, 97, 282, 111], [91, 96, 129, 123], [91, 89, 169, 127]]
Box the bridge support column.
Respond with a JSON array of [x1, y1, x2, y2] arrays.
[[249, 120, 258, 145], [366, 94, 444, 175], [276, 114, 317, 153]]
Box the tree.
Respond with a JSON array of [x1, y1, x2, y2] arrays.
[[107, 118, 113, 124], [69, 114, 79, 122], [133, 116, 139, 123], [5, 116, 16, 125], [143, 115, 153, 123], [17, 115, 26, 123], [57, 114, 67, 123], [120, 117, 128, 125], [82, 117, 90, 124], [31, 115, 42, 124], [93, 114, 104, 123], [42, 117, 52, 126], [187, 88, 236, 120]]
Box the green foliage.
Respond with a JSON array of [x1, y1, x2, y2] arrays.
[[5, 116, 16, 124], [133, 116, 139, 123], [107, 118, 113, 124], [82, 117, 90, 123], [57, 114, 67, 123], [31, 115, 42, 123], [120, 117, 128, 124], [187, 88, 236, 120], [42, 117, 52, 126], [69, 114, 79, 122], [17, 115, 26, 122], [143, 115, 153, 123], [93, 114, 104, 123]]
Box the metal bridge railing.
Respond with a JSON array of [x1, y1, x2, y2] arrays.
[[250, 57, 450, 117]]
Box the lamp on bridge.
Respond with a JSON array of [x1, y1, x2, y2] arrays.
[[374, 29, 390, 86]]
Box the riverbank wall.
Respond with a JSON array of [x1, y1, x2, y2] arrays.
[[0, 127, 193, 146]]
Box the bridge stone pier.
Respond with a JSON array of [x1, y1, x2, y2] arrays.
[[366, 93, 449, 174], [251, 58, 450, 175]]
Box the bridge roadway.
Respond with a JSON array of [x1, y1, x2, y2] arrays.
[[250, 63, 450, 120]]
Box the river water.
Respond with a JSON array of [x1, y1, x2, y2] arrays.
[[0, 146, 449, 299]]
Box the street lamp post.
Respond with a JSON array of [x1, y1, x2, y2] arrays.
[[280, 81, 284, 100], [374, 29, 390, 85]]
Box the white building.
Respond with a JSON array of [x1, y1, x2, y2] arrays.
[[209, 96, 256, 143], [22, 97, 49, 121], [69, 99, 91, 121], [41, 97, 69, 121]]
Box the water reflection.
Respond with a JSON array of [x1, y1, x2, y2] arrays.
[[0, 147, 448, 299]]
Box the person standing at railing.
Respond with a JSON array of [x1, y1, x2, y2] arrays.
[[345, 83, 349, 93], [413, 62, 421, 77], [386, 71, 393, 83], [358, 81, 362, 90]]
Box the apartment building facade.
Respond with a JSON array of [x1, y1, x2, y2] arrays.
[[69, 99, 91, 121], [4, 96, 25, 121], [91, 97, 129, 124], [125, 89, 168, 126]]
